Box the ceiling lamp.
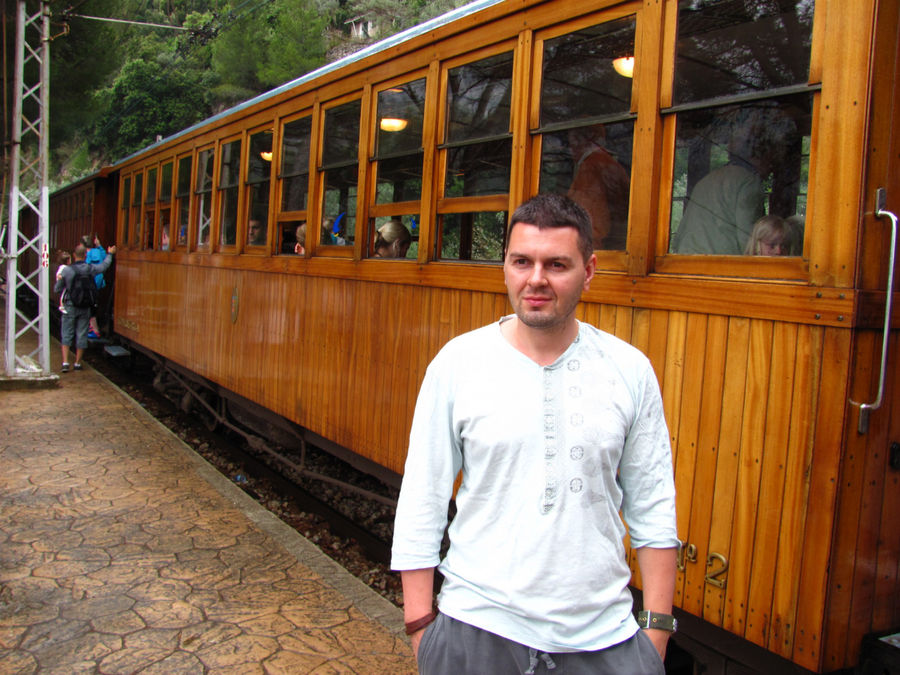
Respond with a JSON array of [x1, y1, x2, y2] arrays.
[[380, 117, 408, 132], [612, 56, 634, 78], [259, 150, 273, 162]]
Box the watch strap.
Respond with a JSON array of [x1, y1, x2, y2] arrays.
[[405, 607, 438, 635], [637, 610, 678, 633]]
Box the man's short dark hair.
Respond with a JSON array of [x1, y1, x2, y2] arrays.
[[507, 194, 594, 262]]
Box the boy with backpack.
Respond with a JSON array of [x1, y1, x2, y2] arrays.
[[54, 242, 116, 372]]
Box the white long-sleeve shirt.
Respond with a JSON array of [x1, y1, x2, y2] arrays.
[[392, 317, 678, 652]]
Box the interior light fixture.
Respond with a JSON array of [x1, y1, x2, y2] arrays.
[[612, 56, 635, 78], [260, 150, 273, 162], [380, 118, 408, 132]]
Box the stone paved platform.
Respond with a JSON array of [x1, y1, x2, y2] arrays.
[[0, 338, 416, 673]]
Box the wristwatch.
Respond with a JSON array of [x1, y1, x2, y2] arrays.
[[637, 610, 678, 633]]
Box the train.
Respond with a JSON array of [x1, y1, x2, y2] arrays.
[[45, 0, 900, 673]]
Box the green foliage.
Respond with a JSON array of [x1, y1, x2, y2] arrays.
[[89, 54, 211, 162], [35, 0, 472, 171]]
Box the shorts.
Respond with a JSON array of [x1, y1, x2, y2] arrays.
[[60, 305, 92, 350], [417, 613, 665, 675]]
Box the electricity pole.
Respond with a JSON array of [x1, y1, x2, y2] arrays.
[[3, 0, 52, 381]]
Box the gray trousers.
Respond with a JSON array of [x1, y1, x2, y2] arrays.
[[417, 613, 666, 675]]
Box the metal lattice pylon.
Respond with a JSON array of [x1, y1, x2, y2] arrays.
[[3, 0, 51, 378]]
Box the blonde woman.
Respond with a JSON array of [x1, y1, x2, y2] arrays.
[[372, 219, 411, 258], [744, 214, 794, 256]]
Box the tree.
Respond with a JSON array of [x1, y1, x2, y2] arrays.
[[89, 54, 212, 162]]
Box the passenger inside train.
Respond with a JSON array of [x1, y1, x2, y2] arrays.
[[372, 219, 411, 258], [294, 223, 306, 255]]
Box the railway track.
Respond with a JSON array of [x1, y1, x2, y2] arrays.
[[81, 344, 403, 606]]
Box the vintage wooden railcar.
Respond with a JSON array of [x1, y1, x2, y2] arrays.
[[95, 0, 899, 672]]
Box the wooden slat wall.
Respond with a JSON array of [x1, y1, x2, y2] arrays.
[[112, 260, 900, 672]]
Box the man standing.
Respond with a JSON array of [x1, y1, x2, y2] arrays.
[[55, 242, 115, 372], [392, 194, 678, 674]]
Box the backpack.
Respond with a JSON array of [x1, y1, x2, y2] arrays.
[[69, 263, 99, 309]]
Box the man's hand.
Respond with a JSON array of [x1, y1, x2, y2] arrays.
[[642, 628, 670, 661]]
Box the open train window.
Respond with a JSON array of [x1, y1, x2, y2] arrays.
[[143, 167, 157, 250], [320, 100, 361, 249], [174, 155, 192, 248], [194, 147, 214, 250], [664, 0, 816, 262], [277, 115, 312, 255], [437, 49, 513, 262], [246, 128, 273, 250], [368, 76, 427, 259], [218, 138, 241, 249], [535, 15, 636, 252], [159, 162, 173, 251]]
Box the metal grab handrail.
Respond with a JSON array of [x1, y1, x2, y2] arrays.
[[856, 188, 898, 434]]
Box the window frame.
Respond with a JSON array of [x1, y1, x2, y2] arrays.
[[276, 109, 315, 257], [366, 69, 433, 261], [434, 40, 518, 264], [243, 122, 276, 253], [651, 0, 823, 280]]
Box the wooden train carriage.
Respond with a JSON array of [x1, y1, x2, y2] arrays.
[[109, 0, 900, 672], [47, 170, 118, 259]]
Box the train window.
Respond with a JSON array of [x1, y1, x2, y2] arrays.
[[159, 162, 173, 251], [246, 129, 273, 248], [536, 17, 635, 251], [280, 116, 312, 213], [369, 215, 418, 259], [121, 176, 131, 246], [320, 100, 361, 247], [195, 147, 214, 249], [444, 52, 513, 198], [374, 79, 426, 204], [131, 172, 142, 250], [218, 139, 241, 248], [666, 0, 816, 258], [144, 167, 157, 250], [438, 211, 507, 262], [175, 155, 192, 248]]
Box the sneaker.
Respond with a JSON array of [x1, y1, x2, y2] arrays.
[[61, 363, 69, 372], [73, 363, 83, 371]]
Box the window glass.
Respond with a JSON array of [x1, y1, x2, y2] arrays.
[[175, 156, 192, 247], [247, 130, 272, 247], [668, 93, 812, 256], [674, 0, 815, 106], [444, 52, 513, 197], [320, 101, 361, 247], [369, 215, 418, 259], [196, 149, 214, 248], [537, 18, 636, 250], [121, 176, 131, 245], [438, 211, 507, 262], [144, 167, 157, 249], [160, 162, 173, 203], [322, 165, 357, 246], [375, 79, 426, 204], [131, 172, 143, 248], [540, 17, 635, 126], [218, 139, 241, 247], [280, 117, 311, 212]]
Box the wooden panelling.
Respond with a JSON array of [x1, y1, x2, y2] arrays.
[[115, 258, 895, 673]]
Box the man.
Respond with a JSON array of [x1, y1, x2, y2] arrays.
[[392, 194, 678, 674], [248, 218, 266, 246], [55, 242, 116, 372]]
